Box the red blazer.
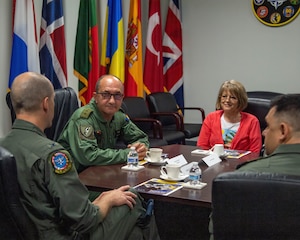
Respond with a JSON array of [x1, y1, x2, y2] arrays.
[[197, 110, 262, 153]]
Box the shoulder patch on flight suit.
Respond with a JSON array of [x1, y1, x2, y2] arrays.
[[50, 151, 72, 174], [80, 108, 93, 119], [79, 125, 95, 139], [124, 114, 130, 122]]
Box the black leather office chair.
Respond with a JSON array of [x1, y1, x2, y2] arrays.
[[6, 87, 79, 141], [244, 91, 283, 132], [122, 97, 168, 147], [146, 92, 205, 140], [6, 92, 15, 124], [45, 87, 79, 141], [0, 146, 38, 239], [212, 171, 300, 240]]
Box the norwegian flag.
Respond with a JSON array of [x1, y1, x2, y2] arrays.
[[163, 0, 184, 108], [39, 0, 67, 89]]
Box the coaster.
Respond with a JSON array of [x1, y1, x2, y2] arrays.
[[121, 165, 145, 171], [181, 182, 207, 190]]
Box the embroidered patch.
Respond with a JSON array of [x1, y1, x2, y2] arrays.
[[79, 125, 94, 139], [125, 114, 130, 122], [51, 152, 72, 174], [48, 142, 57, 149]]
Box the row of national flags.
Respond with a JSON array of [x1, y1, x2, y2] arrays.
[[9, 0, 67, 90], [9, 0, 184, 108]]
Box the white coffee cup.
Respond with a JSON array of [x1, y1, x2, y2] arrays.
[[146, 148, 163, 162], [160, 164, 181, 179], [213, 144, 225, 156]]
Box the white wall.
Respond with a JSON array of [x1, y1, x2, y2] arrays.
[[182, 0, 300, 123], [1, 0, 300, 137]]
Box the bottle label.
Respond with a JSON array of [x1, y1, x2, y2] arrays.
[[189, 175, 200, 181], [127, 156, 138, 167]]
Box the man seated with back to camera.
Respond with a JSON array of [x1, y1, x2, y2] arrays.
[[236, 93, 300, 173], [58, 74, 149, 173], [0, 72, 160, 240], [209, 93, 300, 240]]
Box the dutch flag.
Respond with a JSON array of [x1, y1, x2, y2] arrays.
[[9, 0, 40, 89]]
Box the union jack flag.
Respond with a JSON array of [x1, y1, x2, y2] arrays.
[[39, 0, 67, 89], [163, 0, 184, 108]]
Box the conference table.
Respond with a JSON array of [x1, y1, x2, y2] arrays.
[[79, 144, 259, 208]]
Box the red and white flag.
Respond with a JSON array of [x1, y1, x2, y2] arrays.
[[143, 0, 164, 94]]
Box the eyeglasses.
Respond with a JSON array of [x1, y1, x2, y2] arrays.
[[96, 92, 124, 101], [221, 95, 238, 101]]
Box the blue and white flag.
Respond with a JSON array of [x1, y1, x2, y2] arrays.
[[9, 0, 40, 89], [39, 0, 67, 89]]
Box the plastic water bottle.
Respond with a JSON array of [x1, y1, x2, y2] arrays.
[[127, 146, 138, 168], [189, 162, 201, 185]]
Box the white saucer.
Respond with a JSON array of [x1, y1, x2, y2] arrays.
[[145, 157, 167, 165], [160, 174, 189, 182]]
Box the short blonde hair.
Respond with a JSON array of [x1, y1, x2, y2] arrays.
[[215, 80, 248, 111]]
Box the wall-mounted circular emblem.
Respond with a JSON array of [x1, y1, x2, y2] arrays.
[[252, 0, 300, 26]]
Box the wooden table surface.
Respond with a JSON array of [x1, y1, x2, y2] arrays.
[[79, 144, 259, 208]]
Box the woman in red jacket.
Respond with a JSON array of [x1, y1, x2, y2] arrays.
[[197, 80, 262, 153]]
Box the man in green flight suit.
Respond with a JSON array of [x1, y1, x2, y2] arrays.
[[58, 74, 149, 173], [236, 93, 300, 173], [209, 94, 300, 239], [0, 72, 160, 240]]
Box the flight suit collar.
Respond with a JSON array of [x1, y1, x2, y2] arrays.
[[12, 119, 46, 137]]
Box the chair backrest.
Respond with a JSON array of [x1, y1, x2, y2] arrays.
[[6, 87, 79, 141], [6, 92, 15, 124], [244, 91, 283, 131], [0, 146, 38, 239], [45, 87, 79, 141], [122, 97, 153, 131], [122, 97, 169, 147], [212, 171, 300, 240], [146, 92, 179, 126], [123, 97, 151, 118]]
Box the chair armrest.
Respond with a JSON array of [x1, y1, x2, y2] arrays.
[[131, 118, 163, 139], [150, 112, 183, 131], [179, 107, 206, 121]]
